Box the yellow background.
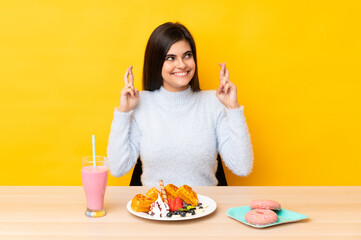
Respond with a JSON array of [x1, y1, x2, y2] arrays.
[[1, 0, 360, 186]]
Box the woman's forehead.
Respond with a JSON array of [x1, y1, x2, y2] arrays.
[[167, 40, 192, 55]]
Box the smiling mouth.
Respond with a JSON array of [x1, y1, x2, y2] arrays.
[[172, 71, 189, 76]]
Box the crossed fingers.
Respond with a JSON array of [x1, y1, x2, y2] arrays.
[[217, 63, 232, 94], [122, 66, 138, 97]]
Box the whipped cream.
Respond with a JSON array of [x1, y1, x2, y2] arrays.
[[148, 194, 170, 217]]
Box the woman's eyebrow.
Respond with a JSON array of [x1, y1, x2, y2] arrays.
[[166, 50, 192, 57]]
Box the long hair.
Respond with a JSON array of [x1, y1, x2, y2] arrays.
[[142, 22, 200, 91]]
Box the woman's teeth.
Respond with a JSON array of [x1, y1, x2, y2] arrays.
[[173, 72, 188, 76]]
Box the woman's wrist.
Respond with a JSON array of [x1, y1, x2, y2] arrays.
[[226, 102, 240, 109], [115, 106, 129, 112]]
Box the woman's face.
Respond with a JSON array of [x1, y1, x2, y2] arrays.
[[161, 40, 196, 92]]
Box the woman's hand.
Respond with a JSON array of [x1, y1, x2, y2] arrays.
[[117, 66, 139, 112], [216, 63, 240, 109]]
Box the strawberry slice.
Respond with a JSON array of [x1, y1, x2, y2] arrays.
[[168, 198, 175, 211], [174, 196, 183, 211]]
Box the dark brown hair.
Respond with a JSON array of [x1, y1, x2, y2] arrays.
[[142, 22, 200, 91]]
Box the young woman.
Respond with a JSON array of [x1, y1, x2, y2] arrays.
[[107, 22, 253, 186]]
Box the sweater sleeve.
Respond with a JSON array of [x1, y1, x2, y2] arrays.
[[216, 105, 254, 176], [106, 109, 140, 177]]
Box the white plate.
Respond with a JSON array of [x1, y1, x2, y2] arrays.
[[127, 194, 217, 221]]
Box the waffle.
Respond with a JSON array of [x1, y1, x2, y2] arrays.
[[165, 184, 179, 200], [176, 185, 198, 206], [131, 194, 154, 212], [146, 187, 160, 201]]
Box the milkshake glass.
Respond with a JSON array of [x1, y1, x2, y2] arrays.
[[81, 156, 108, 217]]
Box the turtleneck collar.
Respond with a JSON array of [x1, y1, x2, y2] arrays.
[[154, 86, 195, 109]]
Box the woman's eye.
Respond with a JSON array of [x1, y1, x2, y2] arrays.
[[166, 57, 174, 61], [185, 53, 192, 58]]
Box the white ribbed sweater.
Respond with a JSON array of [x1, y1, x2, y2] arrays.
[[107, 86, 253, 186]]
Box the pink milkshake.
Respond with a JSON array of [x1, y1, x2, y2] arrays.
[[81, 156, 108, 217]]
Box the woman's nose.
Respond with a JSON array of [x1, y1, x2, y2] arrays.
[[177, 58, 186, 68]]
